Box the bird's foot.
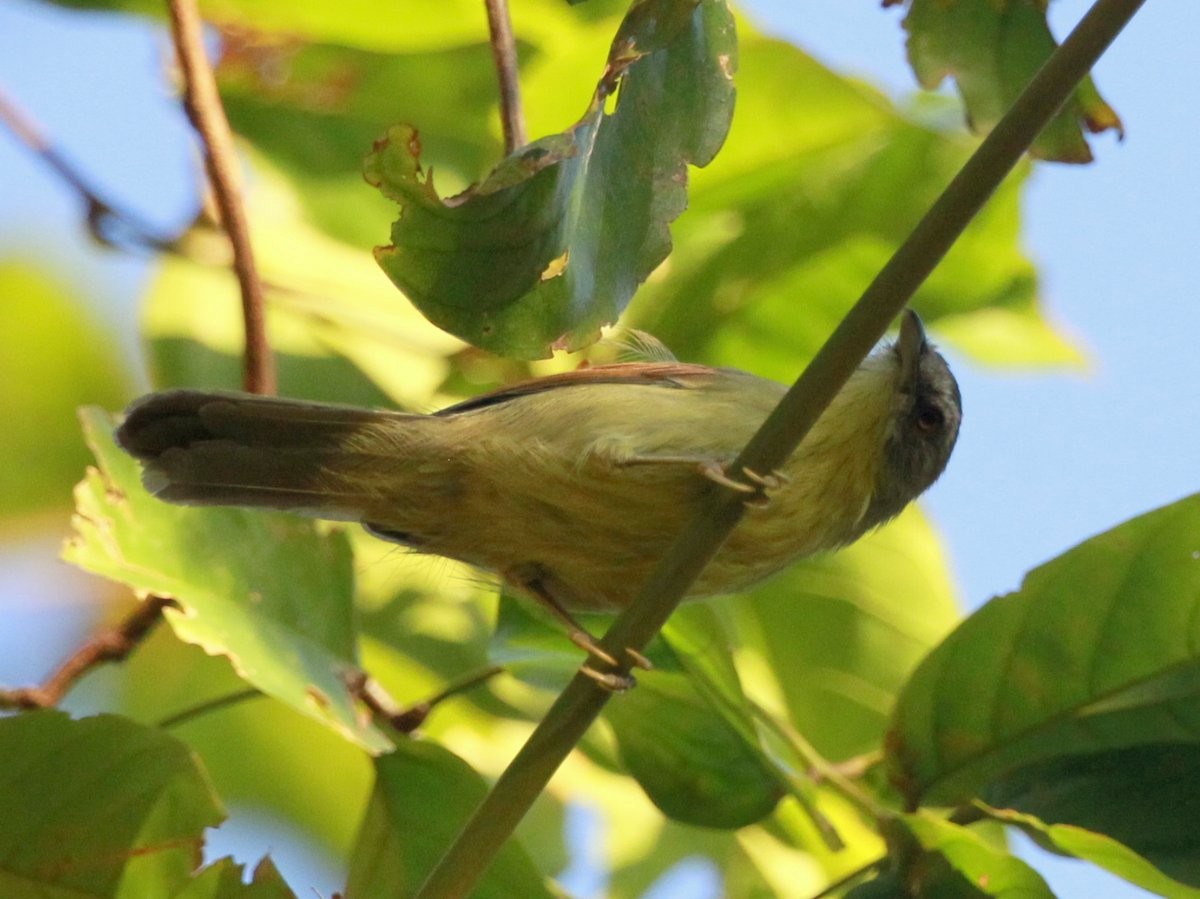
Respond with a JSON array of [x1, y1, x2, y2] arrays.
[[699, 462, 788, 508], [579, 664, 637, 692]]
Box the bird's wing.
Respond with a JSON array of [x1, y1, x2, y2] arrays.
[[436, 362, 722, 416]]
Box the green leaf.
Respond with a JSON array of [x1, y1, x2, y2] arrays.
[[736, 508, 961, 761], [0, 263, 131, 529], [983, 744, 1200, 889], [365, 0, 737, 358], [980, 801, 1200, 897], [887, 493, 1200, 806], [174, 858, 297, 898], [633, 35, 1080, 372], [0, 711, 224, 899], [888, 812, 1054, 897], [117, 630, 374, 863], [490, 598, 791, 830], [64, 408, 391, 752], [605, 607, 784, 829], [895, 0, 1122, 163], [346, 740, 555, 899]]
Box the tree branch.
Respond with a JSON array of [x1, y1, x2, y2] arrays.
[[356, 665, 505, 734], [166, 0, 276, 395], [483, 0, 527, 153], [0, 85, 175, 252], [0, 596, 173, 710], [414, 0, 1147, 895]]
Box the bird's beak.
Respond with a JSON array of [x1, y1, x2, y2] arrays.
[[897, 309, 928, 387]]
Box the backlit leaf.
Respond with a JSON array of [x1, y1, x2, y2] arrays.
[[64, 408, 390, 752], [981, 801, 1200, 897], [892, 0, 1122, 162]]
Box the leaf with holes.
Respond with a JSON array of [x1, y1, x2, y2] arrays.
[[365, 0, 736, 358], [891, 0, 1121, 162], [887, 493, 1200, 807], [64, 408, 390, 752], [175, 857, 296, 898]]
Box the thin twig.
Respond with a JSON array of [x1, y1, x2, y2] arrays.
[[0, 85, 174, 251], [750, 701, 885, 823], [483, 0, 527, 153], [166, 0, 276, 395], [775, 768, 846, 852], [0, 596, 174, 710], [357, 666, 505, 734], [821, 749, 884, 784], [157, 687, 263, 729], [413, 1, 1147, 895]]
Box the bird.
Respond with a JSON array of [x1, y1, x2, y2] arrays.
[[116, 310, 960, 671]]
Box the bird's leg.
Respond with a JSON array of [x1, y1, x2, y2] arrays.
[[512, 570, 652, 692]]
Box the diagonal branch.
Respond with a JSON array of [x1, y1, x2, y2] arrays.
[[166, 0, 276, 395], [414, 0, 1148, 895], [0, 85, 175, 252], [0, 596, 174, 710], [483, 0, 527, 153]]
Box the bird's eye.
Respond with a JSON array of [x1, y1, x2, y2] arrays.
[[915, 403, 944, 432]]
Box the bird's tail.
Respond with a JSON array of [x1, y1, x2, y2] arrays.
[[116, 389, 432, 522]]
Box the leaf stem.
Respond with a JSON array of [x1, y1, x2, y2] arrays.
[[483, 0, 527, 153], [414, 0, 1146, 895], [750, 701, 886, 824], [166, 0, 276, 395], [157, 687, 263, 730], [0, 596, 173, 710]]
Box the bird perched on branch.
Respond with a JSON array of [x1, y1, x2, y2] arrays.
[[117, 310, 960, 672]]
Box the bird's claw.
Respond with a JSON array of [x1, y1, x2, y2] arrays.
[[700, 462, 787, 508], [569, 630, 619, 667], [579, 665, 637, 692]]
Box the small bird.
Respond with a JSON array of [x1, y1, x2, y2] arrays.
[[117, 311, 959, 664]]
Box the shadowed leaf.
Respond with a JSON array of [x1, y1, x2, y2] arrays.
[[346, 740, 555, 898], [365, 0, 736, 358], [983, 744, 1200, 890], [0, 711, 223, 898], [888, 494, 1200, 806]]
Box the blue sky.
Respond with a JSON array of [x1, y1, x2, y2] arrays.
[[1, 0, 1196, 896]]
